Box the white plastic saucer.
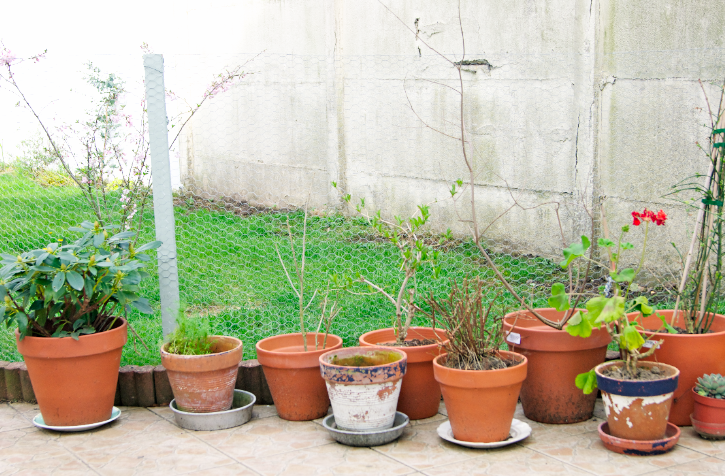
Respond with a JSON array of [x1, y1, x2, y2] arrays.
[[437, 418, 531, 448], [33, 407, 121, 432]]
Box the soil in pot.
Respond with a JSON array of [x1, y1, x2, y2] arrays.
[[633, 310, 725, 426], [596, 360, 679, 441], [503, 309, 610, 424], [161, 335, 243, 413], [16, 318, 127, 427], [256, 332, 343, 421], [359, 327, 446, 420], [320, 346, 407, 431], [433, 350, 527, 443]]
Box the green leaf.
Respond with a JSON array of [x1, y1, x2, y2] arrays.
[[702, 198, 724, 207], [575, 369, 598, 394], [548, 283, 570, 312], [52, 272, 66, 292], [65, 271, 84, 291], [93, 233, 105, 248], [130, 297, 153, 314], [560, 236, 591, 268], [630, 295, 653, 316], [108, 231, 136, 242], [566, 311, 595, 338], [610, 268, 635, 283], [657, 313, 678, 334], [713, 129, 725, 135], [622, 324, 645, 351], [135, 241, 162, 253], [598, 238, 615, 248], [587, 296, 625, 323]]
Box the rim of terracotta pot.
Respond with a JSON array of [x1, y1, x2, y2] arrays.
[[359, 327, 447, 363], [595, 360, 680, 397], [319, 346, 407, 385], [627, 310, 725, 336], [692, 387, 725, 409], [161, 335, 243, 372], [432, 350, 528, 388], [16, 318, 128, 358], [256, 332, 343, 369], [503, 309, 611, 351]]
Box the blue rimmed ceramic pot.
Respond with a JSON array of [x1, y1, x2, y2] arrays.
[[596, 360, 679, 441], [320, 346, 407, 431]]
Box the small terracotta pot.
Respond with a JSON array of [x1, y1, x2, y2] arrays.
[[16, 318, 127, 427], [320, 346, 407, 431], [433, 350, 527, 443], [596, 360, 679, 441], [358, 327, 446, 420], [161, 336, 243, 413], [256, 332, 343, 421], [503, 309, 610, 424], [691, 388, 725, 439], [631, 310, 725, 426]]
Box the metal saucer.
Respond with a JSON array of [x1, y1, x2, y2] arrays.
[[322, 411, 409, 447], [170, 389, 256, 431]]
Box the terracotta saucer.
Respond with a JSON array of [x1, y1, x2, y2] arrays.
[[598, 421, 680, 455]]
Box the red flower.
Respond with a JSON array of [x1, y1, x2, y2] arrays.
[[632, 209, 667, 226]]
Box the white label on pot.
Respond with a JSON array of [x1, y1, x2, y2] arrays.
[[506, 332, 521, 345], [642, 340, 661, 349]]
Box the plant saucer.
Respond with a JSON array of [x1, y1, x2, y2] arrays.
[[33, 407, 121, 432], [598, 421, 680, 455], [436, 419, 531, 448]]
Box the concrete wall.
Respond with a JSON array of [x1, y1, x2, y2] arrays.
[[177, 0, 725, 268]]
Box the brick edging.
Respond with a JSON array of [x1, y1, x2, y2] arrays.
[[0, 360, 273, 406]]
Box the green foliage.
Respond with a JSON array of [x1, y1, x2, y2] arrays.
[[0, 221, 160, 340], [165, 314, 215, 355], [696, 373, 725, 399], [575, 369, 598, 394]]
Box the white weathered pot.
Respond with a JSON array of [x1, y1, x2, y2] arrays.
[[319, 346, 407, 431]]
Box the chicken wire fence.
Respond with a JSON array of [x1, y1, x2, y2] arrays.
[[0, 51, 685, 366]]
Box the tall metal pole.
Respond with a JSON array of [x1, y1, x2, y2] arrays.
[[144, 54, 180, 337]]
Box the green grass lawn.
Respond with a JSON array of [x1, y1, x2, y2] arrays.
[[0, 171, 610, 365]]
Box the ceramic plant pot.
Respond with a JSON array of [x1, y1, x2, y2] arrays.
[[503, 309, 611, 424], [256, 332, 343, 421], [359, 327, 446, 420], [161, 335, 243, 413], [16, 318, 127, 427], [596, 360, 679, 441], [691, 388, 725, 440], [319, 346, 407, 431], [433, 350, 527, 443], [633, 310, 725, 426]]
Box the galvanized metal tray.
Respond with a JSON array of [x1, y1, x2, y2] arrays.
[[170, 389, 255, 431], [322, 411, 409, 447]]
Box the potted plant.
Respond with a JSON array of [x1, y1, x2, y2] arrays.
[[0, 221, 160, 426], [160, 314, 243, 413], [563, 209, 680, 443], [256, 205, 343, 421], [319, 346, 407, 431], [639, 88, 725, 426], [691, 373, 725, 439], [428, 277, 527, 443], [334, 188, 448, 420]]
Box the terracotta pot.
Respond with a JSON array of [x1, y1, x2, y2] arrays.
[[433, 350, 527, 443], [320, 346, 407, 431], [16, 318, 127, 427], [596, 360, 679, 441], [691, 388, 725, 439], [503, 309, 611, 424], [631, 310, 725, 426], [358, 327, 446, 420], [161, 335, 243, 413], [256, 332, 343, 421]]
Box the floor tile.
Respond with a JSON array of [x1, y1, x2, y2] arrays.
[[184, 462, 261, 475], [243, 443, 416, 476], [0, 403, 33, 433], [192, 416, 334, 461], [675, 426, 725, 457], [639, 456, 725, 475]]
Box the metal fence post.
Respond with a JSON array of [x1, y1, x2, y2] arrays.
[[143, 54, 180, 337]]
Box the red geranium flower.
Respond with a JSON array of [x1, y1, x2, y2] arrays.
[[632, 208, 667, 226]]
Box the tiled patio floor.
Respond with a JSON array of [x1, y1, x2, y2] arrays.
[[2, 399, 724, 475]]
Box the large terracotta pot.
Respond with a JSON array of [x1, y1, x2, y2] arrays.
[[631, 310, 725, 426], [359, 327, 446, 420], [16, 318, 127, 427], [691, 388, 725, 439], [161, 335, 243, 413], [433, 350, 527, 443], [596, 360, 679, 441], [320, 346, 407, 431], [256, 332, 343, 421], [503, 309, 611, 424]]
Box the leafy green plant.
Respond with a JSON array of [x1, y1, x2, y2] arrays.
[[696, 373, 725, 399], [0, 221, 160, 340], [548, 209, 671, 390], [164, 314, 214, 355]]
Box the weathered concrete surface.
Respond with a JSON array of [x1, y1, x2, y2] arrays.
[[177, 0, 725, 269]]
